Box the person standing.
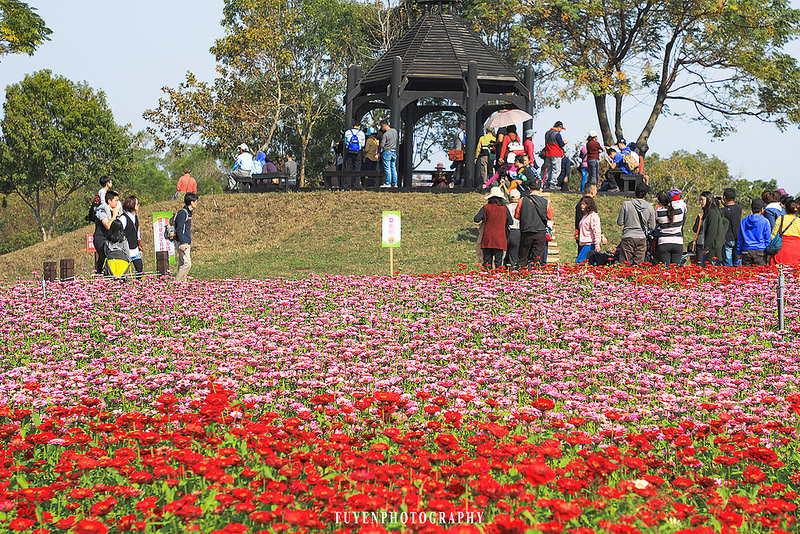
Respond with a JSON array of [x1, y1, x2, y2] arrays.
[[174, 193, 198, 282], [762, 190, 784, 230], [700, 191, 727, 266], [283, 152, 299, 187], [97, 175, 114, 208], [654, 190, 686, 266], [575, 184, 597, 243], [616, 183, 656, 265], [476, 127, 496, 188], [576, 196, 606, 263], [504, 189, 522, 269], [737, 198, 771, 266], [229, 144, 255, 190], [515, 182, 552, 269], [543, 121, 566, 190], [578, 140, 589, 192], [720, 188, 742, 266], [770, 198, 800, 266], [474, 187, 513, 270], [121, 195, 143, 277], [363, 128, 380, 181], [342, 124, 365, 190], [451, 121, 467, 186], [379, 120, 399, 188], [586, 131, 602, 187], [175, 168, 197, 201], [93, 190, 120, 274]]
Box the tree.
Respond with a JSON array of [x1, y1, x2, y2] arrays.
[[645, 150, 776, 201], [145, 0, 380, 186], [0, 0, 51, 60], [525, 0, 800, 154], [0, 70, 130, 240]]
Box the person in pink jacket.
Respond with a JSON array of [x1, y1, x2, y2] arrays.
[[577, 195, 607, 263]]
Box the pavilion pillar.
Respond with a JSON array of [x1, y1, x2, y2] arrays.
[[346, 65, 357, 127], [524, 66, 535, 134], [402, 104, 415, 187], [391, 57, 402, 130], [465, 61, 478, 189]]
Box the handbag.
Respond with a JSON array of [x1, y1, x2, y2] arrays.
[[766, 215, 798, 255], [448, 150, 464, 162], [687, 213, 703, 255]]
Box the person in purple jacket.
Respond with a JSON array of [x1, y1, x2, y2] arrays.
[[737, 198, 772, 266]]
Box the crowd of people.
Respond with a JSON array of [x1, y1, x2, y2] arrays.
[[90, 174, 199, 280], [473, 180, 800, 270], [228, 143, 299, 190], [331, 121, 400, 189]]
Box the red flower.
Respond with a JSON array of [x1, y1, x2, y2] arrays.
[[9, 518, 36, 531], [73, 518, 109, 534], [531, 398, 556, 412], [743, 464, 767, 484], [250, 511, 273, 524]]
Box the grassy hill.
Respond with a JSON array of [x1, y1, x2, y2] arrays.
[[0, 190, 700, 280]]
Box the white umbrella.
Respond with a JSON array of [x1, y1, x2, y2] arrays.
[[483, 109, 534, 129]]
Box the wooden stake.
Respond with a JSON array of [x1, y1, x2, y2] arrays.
[[390, 247, 394, 278]]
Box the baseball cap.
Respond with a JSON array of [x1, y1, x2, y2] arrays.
[[617, 138, 626, 145], [751, 198, 766, 211], [510, 190, 521, 200], [553, 121, 565, 129], [525, 129, 535, 138]]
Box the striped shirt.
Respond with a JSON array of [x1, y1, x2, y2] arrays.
[[655, 202, 685, 246]]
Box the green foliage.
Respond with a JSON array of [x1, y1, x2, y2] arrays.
[[0, 0, 51, 58], [645, 150, 776, 202], [525, 0, 800, 151], [0, 70, 131, 240]]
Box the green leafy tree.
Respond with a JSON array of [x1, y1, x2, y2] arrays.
[[645, 150, 776, 200], [0, 0, 51, 59], [0, 70, 130, 241], [525, 0, 800, 154]]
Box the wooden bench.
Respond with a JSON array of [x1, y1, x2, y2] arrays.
[[321, 170, 382, 189], [618, 173, 644, 193], [235, 172, 292, 192]]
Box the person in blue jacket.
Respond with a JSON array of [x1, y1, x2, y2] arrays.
[[737, 198, 772, 266]]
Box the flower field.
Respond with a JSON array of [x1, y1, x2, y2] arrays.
[[1, 266, 799, 534]]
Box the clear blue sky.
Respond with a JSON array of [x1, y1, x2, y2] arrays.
[[2, 1, 800, 194]]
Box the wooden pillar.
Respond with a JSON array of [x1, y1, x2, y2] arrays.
[[43, 261, 56, 282], [390, 57, 402, 133], [402, 104, 415, 188], [524, 66, 535, 134], [156, 251, 170, 276], [345, 65, 357, 128], [465, 61, 478, 190], [59, 259, 74, 281]]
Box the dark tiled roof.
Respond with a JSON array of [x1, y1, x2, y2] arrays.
[[359, 11, 520, 91]]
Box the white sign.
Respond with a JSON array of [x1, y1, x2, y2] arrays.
[[152, 212, 175, 261], [382, 211, 401, 248]]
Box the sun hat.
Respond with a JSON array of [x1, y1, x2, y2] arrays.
[[525, 129, 535, 138], [509, 189, 521, 200], [237, 143, 250, 152], [589, 130, 598, 138], [436, 162, 445, 169], [485, 186, 505, 201]]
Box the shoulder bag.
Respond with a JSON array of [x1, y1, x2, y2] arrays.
[[766, 215, 798, 255]]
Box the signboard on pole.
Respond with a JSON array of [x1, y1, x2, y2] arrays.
[[86, 235, 95, 252], [152, 212, 175, 265], [382, 211, 401, 247]]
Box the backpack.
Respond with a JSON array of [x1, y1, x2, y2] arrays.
[[506, 134, 524, 155], [622, 151, 638, 171], [84, 193, 102, 222], [163, 212, 178, 242], [346, 130, 361, 153]]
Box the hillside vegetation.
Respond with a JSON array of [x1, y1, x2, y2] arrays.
[[0, 191, 700, 281]]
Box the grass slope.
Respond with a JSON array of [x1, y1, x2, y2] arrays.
[[0, 191, 699, 280]]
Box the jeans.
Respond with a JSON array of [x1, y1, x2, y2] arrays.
[[382, 150, 398, 186], [723, 241, 741, 266], [580, 167, 588, 191], [587, 159, 599, 185], [544, 156, 561, 189], [576, 244, 595, 263]]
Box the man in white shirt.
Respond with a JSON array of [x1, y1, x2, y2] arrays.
[[229, 143, 255, 189]]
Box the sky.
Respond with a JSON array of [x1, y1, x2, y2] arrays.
[[2, 1, 800, 194]]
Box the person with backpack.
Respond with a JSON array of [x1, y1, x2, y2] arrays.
[[498, 125, 524, 173], [616, 182, 656, 265], [174, 193, 198, 282], [451, 121, 467, 186], [770, 198, 800, 266], [514, 182, 553, 269], [543, 121, 566, 190], [85, 176, 115, 223], [93, 190, 120, 275], [737, 198, 771, 266], [762, 190, 784, 230], [342, 124, 365, 190], [476, 127, 496, 188]]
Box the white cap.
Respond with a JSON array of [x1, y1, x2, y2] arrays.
[[238, 143, 250, 152], [589, 130, 598, 138]]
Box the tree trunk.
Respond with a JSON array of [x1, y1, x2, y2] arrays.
[[299, 135, 310, 188], [593, 94, 613, 147], [614, 92, 624, 142]]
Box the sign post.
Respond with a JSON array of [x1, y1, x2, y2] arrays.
[[152, 212, 175, 266], [382, 211, 401, 277]]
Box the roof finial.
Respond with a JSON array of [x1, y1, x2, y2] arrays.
[[416, 0, 460, 14]]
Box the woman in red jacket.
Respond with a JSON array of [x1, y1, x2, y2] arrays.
[[474, 187, 513, 270]]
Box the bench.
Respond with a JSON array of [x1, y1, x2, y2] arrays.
[[321, 170, 383, 189], [619, 174, 644, 193], [236, 172, 292, 192]]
